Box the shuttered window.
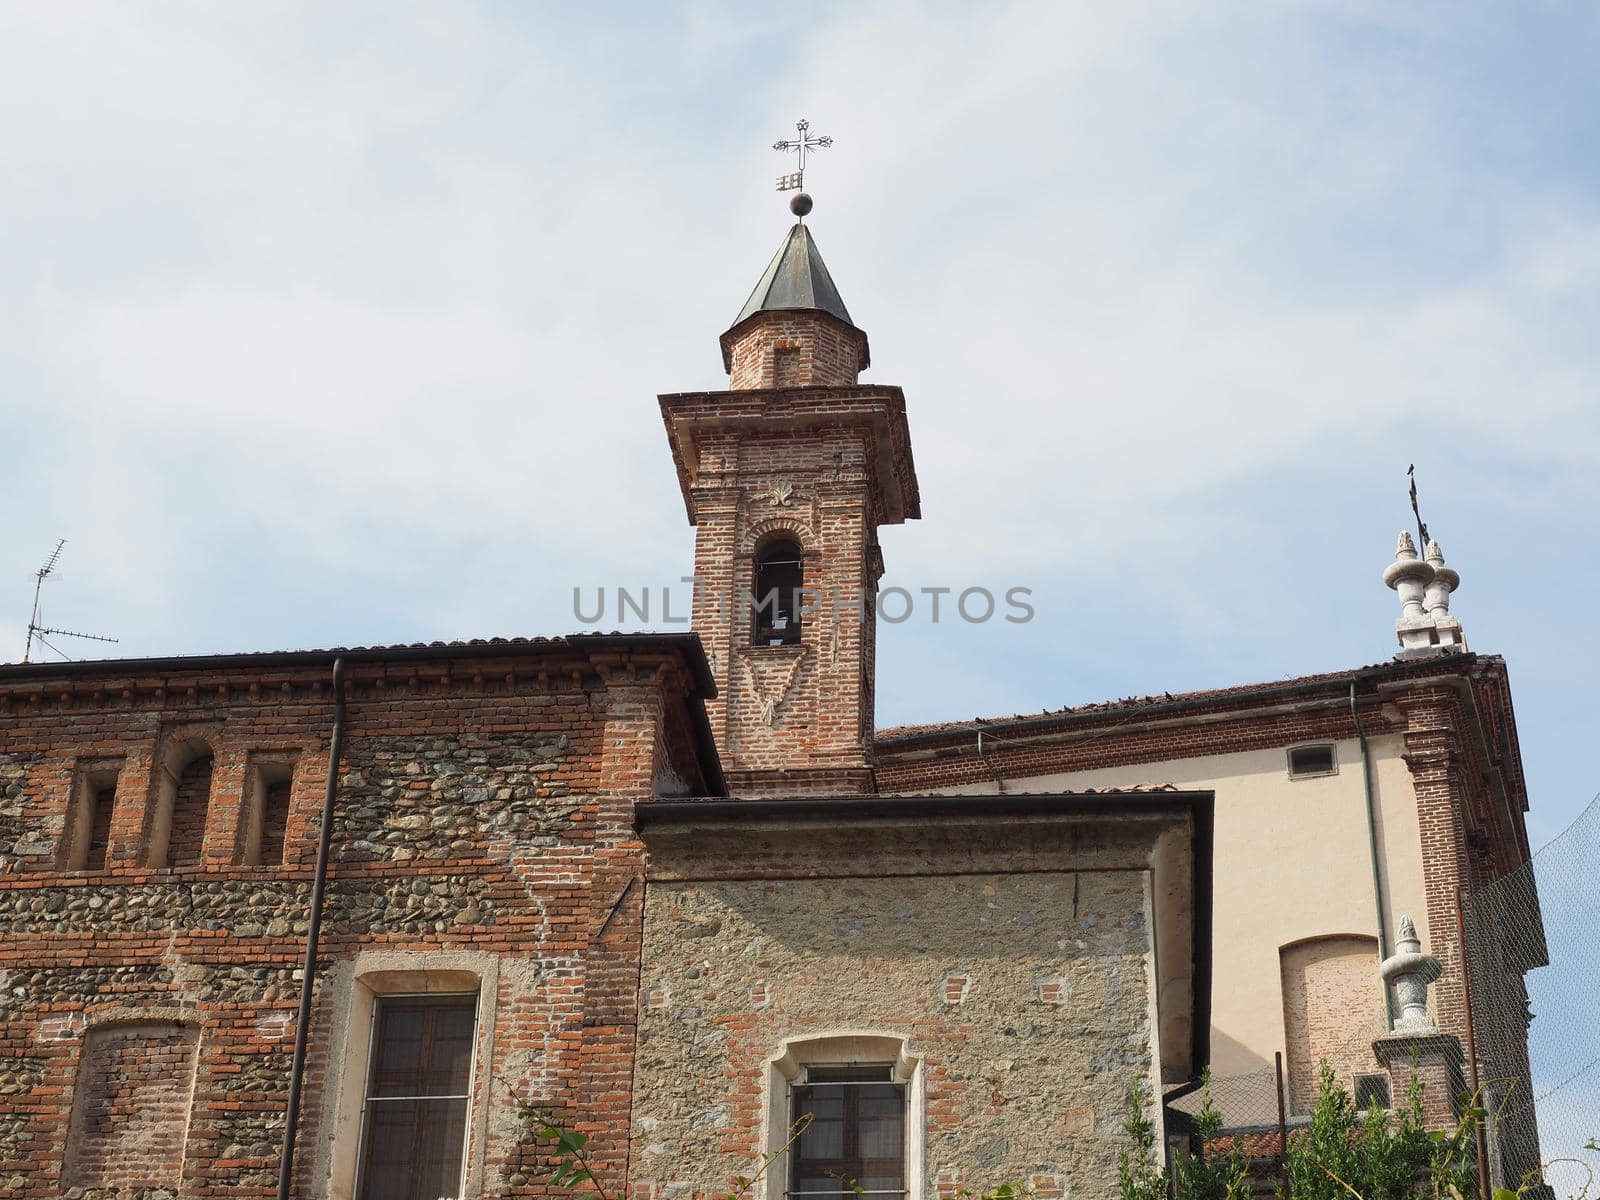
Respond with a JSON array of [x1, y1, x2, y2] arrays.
[[355, 993, 478, 1200], [790, 1066, 906, 1200]]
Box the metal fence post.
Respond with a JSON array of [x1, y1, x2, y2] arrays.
[[1275, 1051, 1290, 1197], [1456, 889, 1491, 1200]]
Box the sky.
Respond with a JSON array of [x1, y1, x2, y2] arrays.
[[1, 1, 1597, 851]]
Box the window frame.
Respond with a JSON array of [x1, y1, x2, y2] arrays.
[[238, 753, 298, 867], [145, 735, 217, 868], [764, 1034, 921, 1200], [788, 1064, 908, 1200], [62, 759, 123, 871], [352, 990, 480, 1200], [1286, 743, 1339, 780], [1352, 1072, 1391, 1113], [320, 955, 500, 1200]]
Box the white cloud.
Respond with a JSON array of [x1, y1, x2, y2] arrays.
[[1, 1, 1597, 832]]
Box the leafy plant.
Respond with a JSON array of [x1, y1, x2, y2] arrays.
[[1119, 1077, 1170, 1200], [1492, 1135, 1600, 1200], [1173, 1072, 1250, 1200], [1283, 1062, 1481, 1200], [524, 1104, 813, 1200], [526, 1111, 609, 1200]]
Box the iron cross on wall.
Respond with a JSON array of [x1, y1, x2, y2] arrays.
[[773, 118, 832, 191]]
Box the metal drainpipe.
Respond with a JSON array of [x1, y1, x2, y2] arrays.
[[277, 657, 347, 1200], [977, 729, 1005, 794], [1350, 680, 1396, 1026]]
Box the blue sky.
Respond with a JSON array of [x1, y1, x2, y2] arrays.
[[2, 2, 1597, 848]]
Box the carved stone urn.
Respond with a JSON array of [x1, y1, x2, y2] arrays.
[[1380, 915, 1443, 1033]]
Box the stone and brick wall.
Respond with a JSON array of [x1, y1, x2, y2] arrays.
[[633, 804, 1201, 1200], [0, 638, 713, 1199], [875, 657, 1539, 1147]]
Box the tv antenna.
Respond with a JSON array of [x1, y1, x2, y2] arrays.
[[22, 539, 118, 663]]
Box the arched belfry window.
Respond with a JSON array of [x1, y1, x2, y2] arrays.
[[752, 539, 804, 646]]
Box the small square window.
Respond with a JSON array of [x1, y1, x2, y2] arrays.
[[1354, 1073, 1390, 1111], [1288, 744, 1336, 778]]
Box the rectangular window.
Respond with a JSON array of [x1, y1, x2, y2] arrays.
[[1353, 1073, 1391, 1111], [790, 1066, 906, 1200], [1287, 744, 1336, 778], [355, 993, 478, 1200]]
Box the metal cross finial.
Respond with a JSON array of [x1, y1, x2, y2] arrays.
[[773, 118, 832, 192], [1407, 464, 1430, 557]]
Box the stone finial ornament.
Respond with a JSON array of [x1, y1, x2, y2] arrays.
[[1423, 540, 1467, 652], [1384, 532, 1437, 657], [1380, 914, 1443, 1033], [1384, 532, 1466, 659]]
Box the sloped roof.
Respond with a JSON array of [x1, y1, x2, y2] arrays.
[[731, 222, 855, 329], [874, 653, 1504, 744]]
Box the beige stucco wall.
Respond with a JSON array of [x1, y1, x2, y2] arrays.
[[918, 733, 1427, 1078]]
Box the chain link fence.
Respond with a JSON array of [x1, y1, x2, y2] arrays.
[[1159, 794, 1600, 1197], [1167, 1014, 1394, 1186], [1464, 793, 1600, 1198]]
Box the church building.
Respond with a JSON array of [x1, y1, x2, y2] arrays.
[[0, 190, 1544, 1200]]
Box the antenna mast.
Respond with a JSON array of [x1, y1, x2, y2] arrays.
[[22, 539, 118, 663]]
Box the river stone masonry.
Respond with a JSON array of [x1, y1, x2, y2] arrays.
[[0, 752, 40, 870], [334, 732, 579, 862]]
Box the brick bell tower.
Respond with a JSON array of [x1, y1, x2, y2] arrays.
[[659, 197, 920, 796]]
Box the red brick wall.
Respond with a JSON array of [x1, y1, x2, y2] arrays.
[[167, 751, 213, 868], [0, 645, 708, 1198], [724, 311, 866, 390], [258, 777, 291, 867], [665, 387, 917, 796], [62, 1020, 199, 1191], [85, 784, 116, 871], [1280, 935, 1382, 1113]]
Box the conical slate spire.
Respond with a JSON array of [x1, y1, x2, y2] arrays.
[[731, 222, 855, 329]]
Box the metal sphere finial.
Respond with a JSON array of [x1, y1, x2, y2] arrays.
[[789, 193, 814, 218]]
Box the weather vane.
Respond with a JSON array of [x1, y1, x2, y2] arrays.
[[773, 118, 832, 194]]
